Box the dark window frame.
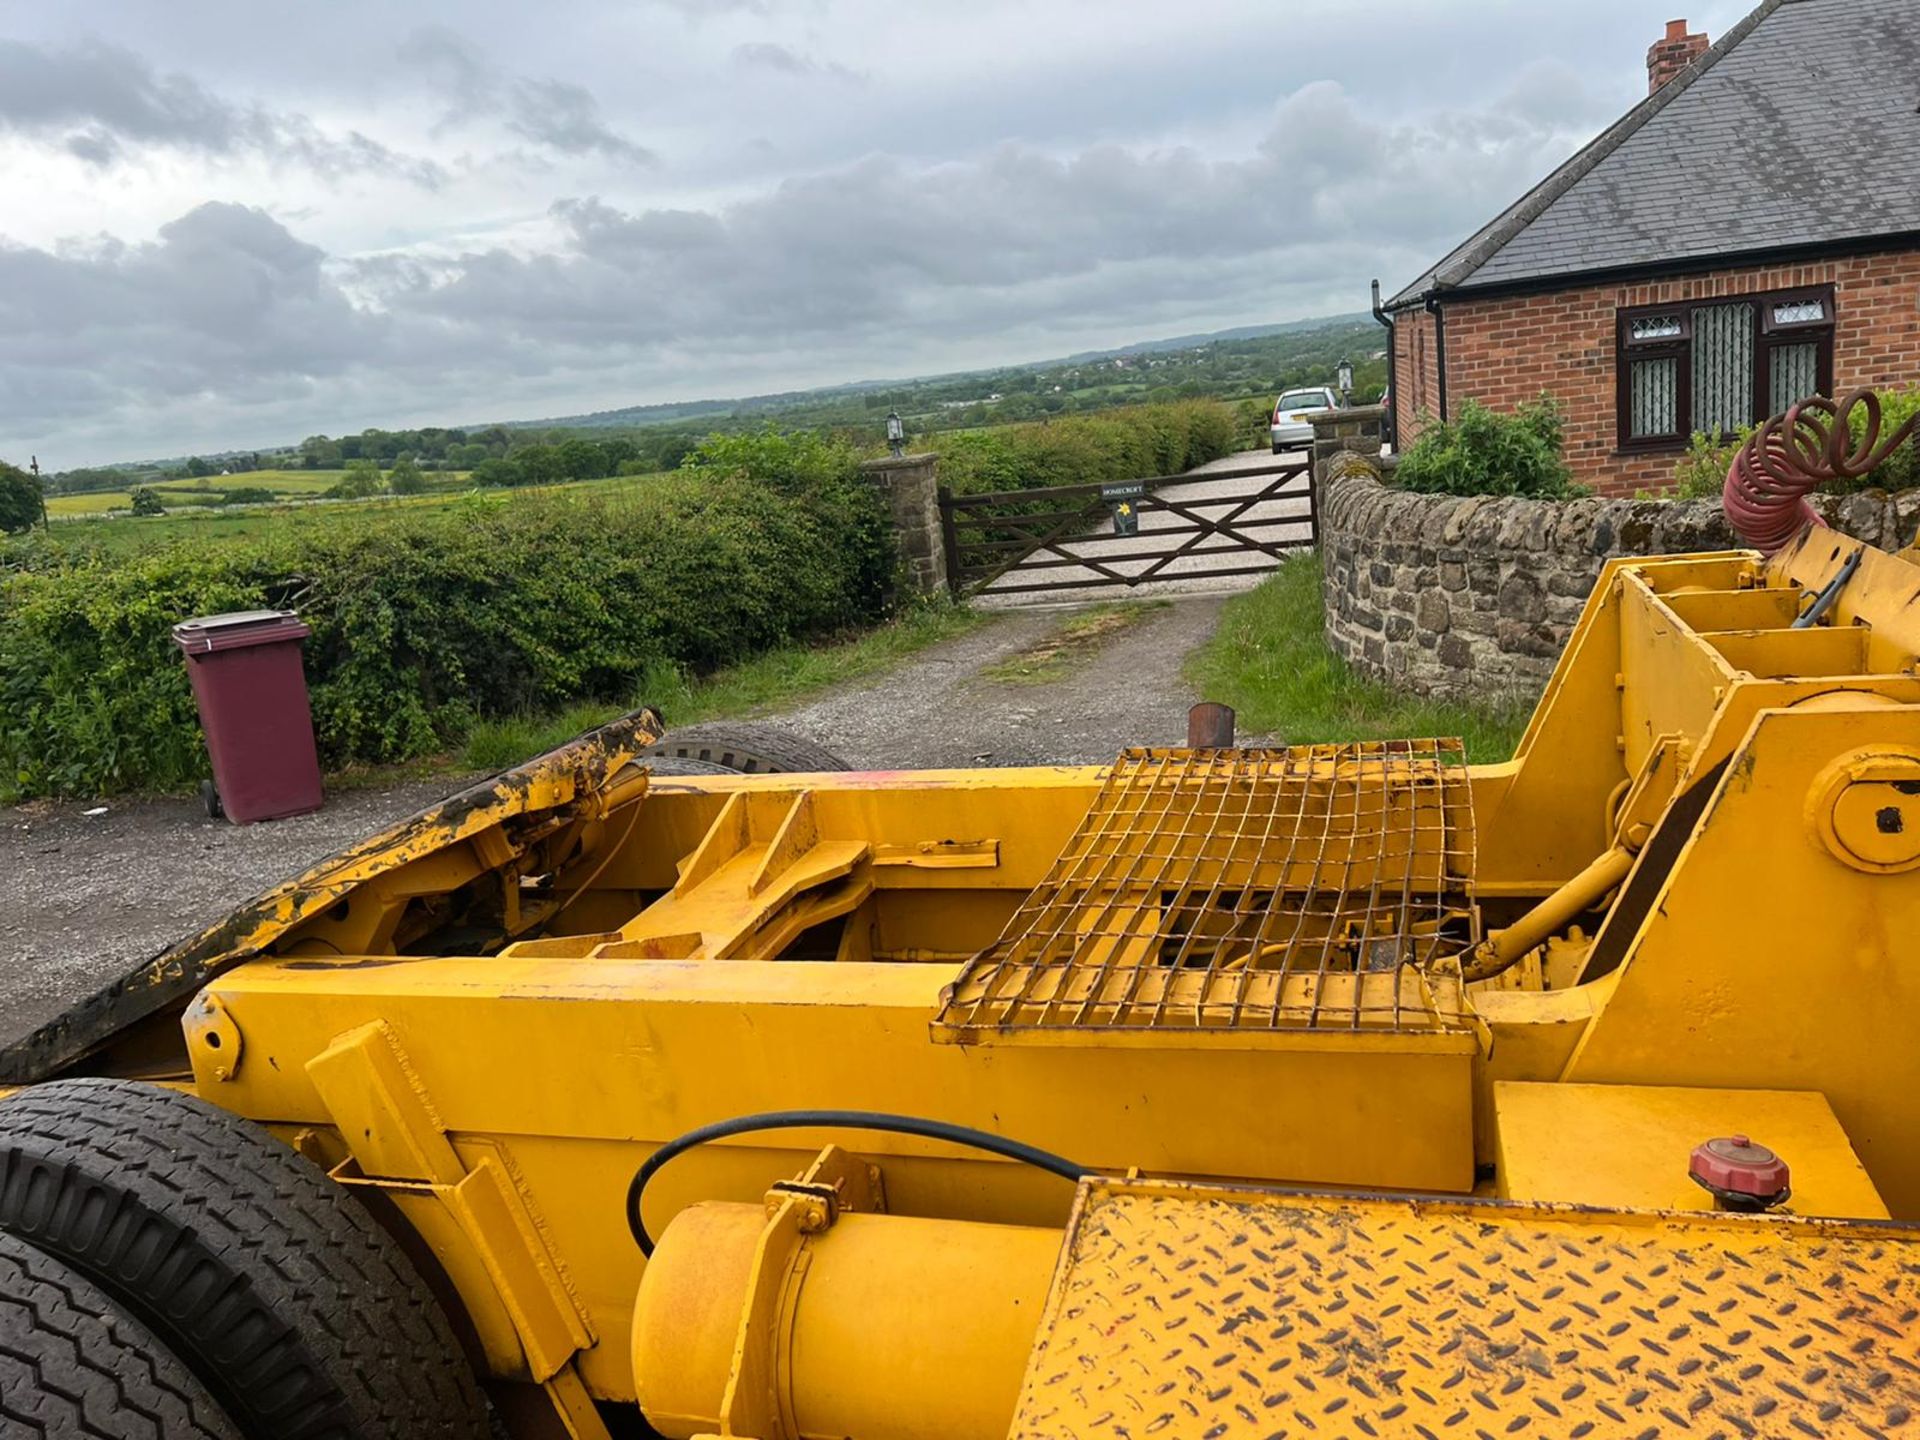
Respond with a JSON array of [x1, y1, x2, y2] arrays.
[[1615, 283, 1835, 452]]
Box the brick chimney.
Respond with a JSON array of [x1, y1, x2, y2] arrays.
[[1647, 18, 1709, 94]]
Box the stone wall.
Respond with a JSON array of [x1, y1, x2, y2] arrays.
[[1318, 452, 1920, 699], [859, 452, 948, 597]]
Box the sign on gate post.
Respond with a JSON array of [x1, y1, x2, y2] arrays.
[[1102, 480, 1145, 536]]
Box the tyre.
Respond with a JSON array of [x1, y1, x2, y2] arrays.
[[644, 756, 740, 776], [0, 1228, 239, 1439], [1271, 442, 1284, 455], [0, 1079, 490, 1440], [641, 722, 851, 774], [199, 780, 224, 820]]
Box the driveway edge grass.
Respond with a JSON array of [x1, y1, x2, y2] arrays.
[[1182, 553, 1531, 763]]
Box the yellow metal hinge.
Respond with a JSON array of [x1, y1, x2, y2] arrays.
[[307, 1020, 610, 1440]]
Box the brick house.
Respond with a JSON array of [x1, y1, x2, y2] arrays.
[[1378, 0, 1920, 496]]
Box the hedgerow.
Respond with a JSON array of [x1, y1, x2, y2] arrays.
[[0, 445, 889, 799], [1392, 396, 1584, 500], [936, 400, 1242, 495]]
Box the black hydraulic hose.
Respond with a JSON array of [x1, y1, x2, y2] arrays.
[[625, 1109, 1093, 1256]]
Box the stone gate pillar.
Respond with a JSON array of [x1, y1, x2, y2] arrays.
[[859, 452, 949, 597], [1309, 404, 1387, 481]]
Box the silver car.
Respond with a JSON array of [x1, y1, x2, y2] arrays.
[[1270, 386, 1339, 452]]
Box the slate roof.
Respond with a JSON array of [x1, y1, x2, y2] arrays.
[[1387, 0, 1920, 308]]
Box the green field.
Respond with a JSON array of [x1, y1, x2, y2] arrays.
[[44, 468, 474, 520], [31, 468, 676, 557]]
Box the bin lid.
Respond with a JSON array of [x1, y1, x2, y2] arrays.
[[171, 608, 311, 654]]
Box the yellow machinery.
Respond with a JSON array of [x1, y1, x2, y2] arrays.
[[5, 520, 1920, 1439]]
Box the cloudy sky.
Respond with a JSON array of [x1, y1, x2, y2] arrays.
[[0, 1, 1752, 465]]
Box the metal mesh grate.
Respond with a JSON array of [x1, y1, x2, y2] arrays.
[[934, 742, 1478, 1036]]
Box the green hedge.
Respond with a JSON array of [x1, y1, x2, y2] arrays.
[[1392, 396, 1584, 500], [0, 450, 890, 799], [936, 400, 1242, 495], [1669, 387, 1920, 500]]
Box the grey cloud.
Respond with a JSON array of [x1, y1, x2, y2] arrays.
[[649, 0, 770, 15], [64, 129, 120, 167], [0, 203, 422, 433], [367, 79, 1570, 354], [398, 26, 655, 165], [1, 76, 1582, 460], [731, 43, 866, 84], [0, 39, 444, 186]]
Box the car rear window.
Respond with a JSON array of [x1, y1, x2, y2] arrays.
[[1278, 391, 1328, 411]]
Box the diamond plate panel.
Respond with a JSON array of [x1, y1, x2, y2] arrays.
[[1014, 1179, 1920, 1440]]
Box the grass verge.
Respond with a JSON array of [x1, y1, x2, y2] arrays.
[[1184, 554, 1531, 763], [979, 601, 1170, 685], [461, 601, 991, 772]]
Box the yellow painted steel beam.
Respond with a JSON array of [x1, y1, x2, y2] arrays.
[[190, 956, 1476, 1398]]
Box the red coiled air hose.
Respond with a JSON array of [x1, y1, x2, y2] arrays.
[[1723, 388, 1919, 555]]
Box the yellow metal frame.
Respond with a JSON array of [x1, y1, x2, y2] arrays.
[[20, 528, 1920, 1424]]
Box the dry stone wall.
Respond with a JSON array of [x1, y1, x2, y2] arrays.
[[1319, 451, 1920, 699]]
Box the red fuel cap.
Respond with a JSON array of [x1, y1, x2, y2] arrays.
[[1689, 1134, 1791, 1210]]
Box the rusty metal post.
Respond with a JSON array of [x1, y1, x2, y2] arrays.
[[1186, 702, 1235, 749]]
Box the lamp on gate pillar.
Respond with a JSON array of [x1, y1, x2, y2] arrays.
[[886, 409, 906, 457], [1336, 358, 1354, 407]]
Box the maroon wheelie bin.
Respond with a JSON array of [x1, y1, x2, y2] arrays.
[[170, 609, 324, 823]]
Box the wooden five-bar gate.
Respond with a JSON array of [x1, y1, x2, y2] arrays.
[[938, 458, 1315, 598]]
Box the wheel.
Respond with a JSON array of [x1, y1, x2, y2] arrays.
[[199, 780, 223, 820], [1272, 442, 1284, 454], [0, 1228, 240, 1439], [641, 722, 851, 774], [644, 756, 740, 776], [0, 1079, 490, 1440]]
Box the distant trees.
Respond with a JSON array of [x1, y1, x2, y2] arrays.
[[328, 459, 384, 499], [555, 439, 611, 481], [50, 466, 131, 495], [470, 457, 521, 488], [282, 425, 697, 488], [386, 455, 427, 494], [299, 434, 344, 469], [0, 461, 42, 532], [184, 456, 217, 478], [129, 487, 165, 517], [517, 447, 566, 487], [598, 435, 639, 471]]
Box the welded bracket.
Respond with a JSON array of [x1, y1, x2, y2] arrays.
[[307, 1019, 611, 1440], [764, 1142, 889, 1231], [692, 1145, 889, 1440]]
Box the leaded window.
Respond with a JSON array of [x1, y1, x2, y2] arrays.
[[1769, 342, 1820, 416], [1629, 355, 1679, 440], [1617, 285, 1835, 450]]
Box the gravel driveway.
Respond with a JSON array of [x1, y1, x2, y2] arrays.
[[776, 593, 1231, 767], [1, 779, 472, 1050], [0, 593, 1236, 1048]]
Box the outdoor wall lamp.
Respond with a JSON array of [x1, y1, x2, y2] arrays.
[[886, 409, 906, 457], [1336, 358, 1354, 406]]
